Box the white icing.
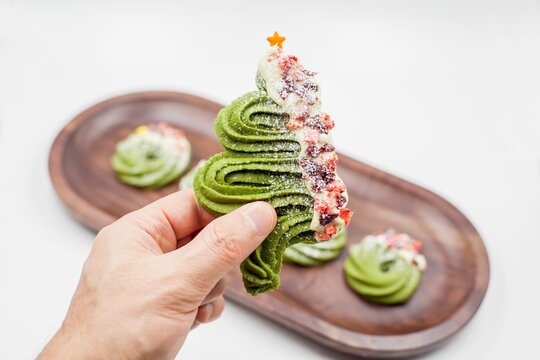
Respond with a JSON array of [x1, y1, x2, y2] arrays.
[[257, 46, 349, 240]]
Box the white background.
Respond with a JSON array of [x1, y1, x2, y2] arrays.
[[1, 0, 539, 359]]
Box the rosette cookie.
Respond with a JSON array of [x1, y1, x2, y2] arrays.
[[111, 123, 191, 188], [179, 160, 206, 190], [194, 35, 352, 295], [344, 230, 427, 305], [284, 229, 347, 266]]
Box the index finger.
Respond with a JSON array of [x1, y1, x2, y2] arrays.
[[122, 189, 215, 252]]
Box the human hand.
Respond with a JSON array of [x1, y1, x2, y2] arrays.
[[39, 190, 276, 360]]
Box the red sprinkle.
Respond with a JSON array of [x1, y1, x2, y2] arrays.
[[326, 156, 339, 172], [312, 179, 326, 193], [327, 185, 344, 201], [314, 198, 330, 214], [279, 57, 292, 71], [306, 145, 320, 158], [316, 231, 332, 241], [327, 179, 345, 193], [320, 165, 335, 184], [320, 143, 335, 153], [287, 118, 304, 130], [319, 213, 338, 226], [339, 208, 353, 226], [326, 224, 337, 236], [322, 114, 335, 130]]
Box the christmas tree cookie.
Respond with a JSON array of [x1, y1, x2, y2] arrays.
[[194, 33, 352, 295], [111, 123, 191, 188], [344, 229, 427, 305]]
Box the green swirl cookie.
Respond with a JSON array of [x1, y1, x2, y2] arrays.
[[344, 232, 426, 305], [194, 92, 315, 295], [194, 45, 351, 295], [111, 124, 191, 189], [284, 229, 347, 266]]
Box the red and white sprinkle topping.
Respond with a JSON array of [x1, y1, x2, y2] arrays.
[[134, 122, 189, 153], [258, 46, 352, 241], [372, 229, 427, 270]]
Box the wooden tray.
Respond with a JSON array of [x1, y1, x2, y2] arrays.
[[48, 91, 489, 358]]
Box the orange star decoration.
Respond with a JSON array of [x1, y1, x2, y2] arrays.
[[267, 31, 286, 48]]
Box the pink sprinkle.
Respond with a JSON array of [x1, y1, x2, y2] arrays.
[[304, 130, 320, 144]]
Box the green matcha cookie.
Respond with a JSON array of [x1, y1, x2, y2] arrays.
[[194, 42, 352, 295], [111, 123, 191, 189], [344, 230, 427, 305], [284, 229, 347, 266]]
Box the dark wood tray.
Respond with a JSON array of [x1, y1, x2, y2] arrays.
[[48, 91, 489, 358]]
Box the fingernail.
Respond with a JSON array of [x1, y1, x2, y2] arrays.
[[242, 202, 276, 237], [204, 303, 214, 321]]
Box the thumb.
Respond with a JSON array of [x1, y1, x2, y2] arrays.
[[170, 201, 276, 294]]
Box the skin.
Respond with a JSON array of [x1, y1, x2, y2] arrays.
[[38, 190, 276, 360]]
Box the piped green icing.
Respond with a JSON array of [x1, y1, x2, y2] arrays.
[[344, 234, 425, 305], [284, 229, 347, 266], [193, 91, 316, 295], [111, 124, 191, 189]]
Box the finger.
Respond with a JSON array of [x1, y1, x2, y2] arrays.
[[166, 201, 276, 293], [121, 189, 215, 253], [176, 235, 192, 249], [195, 296, 225, 324], [201, 279, 226, 305]]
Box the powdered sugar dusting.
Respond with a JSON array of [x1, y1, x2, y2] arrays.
[[257, 46, 352, 241]]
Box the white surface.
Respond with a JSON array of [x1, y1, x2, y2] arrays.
[[1, 1, 539, 359]]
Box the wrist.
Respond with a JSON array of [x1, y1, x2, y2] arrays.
[[38, 322, 107, 360]]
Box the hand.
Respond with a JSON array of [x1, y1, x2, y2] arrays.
[[39, 190, 276, 360]]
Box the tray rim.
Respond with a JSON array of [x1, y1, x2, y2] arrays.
[[48, 91, 490, 358]]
